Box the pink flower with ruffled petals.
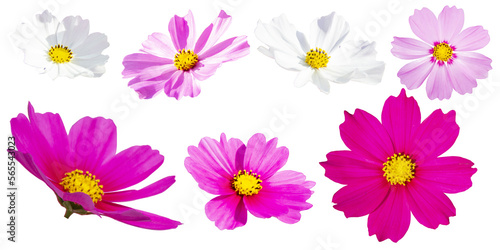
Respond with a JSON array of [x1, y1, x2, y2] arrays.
[[11, 103, 181, 230], [320, 89, 476, 242], [392, 6, 492, 100], [185, 133, 314, 230], [122, 10, 250, 99]]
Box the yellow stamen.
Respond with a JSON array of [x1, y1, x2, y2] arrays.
[[305, 48, 330, 69], [382, 153, 416, 186], [174, 49, 199, 71], [48, 44, 73, 63], [432, 42, 453, 62], [231, 170, 262, 196], [60, 169, 104, 203]]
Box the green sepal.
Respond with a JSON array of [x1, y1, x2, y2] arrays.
[[56, 194, 92, 219]]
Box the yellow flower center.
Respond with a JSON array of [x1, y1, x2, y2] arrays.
[[305, 48, 330, 69], [174, 49, 199, 71], [382, 153, 416, 186], [432, 42, 453, 62], [231, 170, 262, 196], [48, 44, 73, 64], [60, 169, 104, 203]]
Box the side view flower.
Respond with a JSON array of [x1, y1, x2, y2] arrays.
[[122, 10, 250, 100], [11, 103, 181, 230], [255, 12, 385, 93], [185, 133, 314, 230], [320, 89, 476, 242], [12, 10, 109, 79], [391, 6, 492, 100]]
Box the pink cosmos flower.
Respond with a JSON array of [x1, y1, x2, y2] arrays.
[[122, 10, 250, 99], [11, 103, 181, 230], [391, 6, 492, 100], [320, 89, 476, 242], [185, 133, 314, 230]]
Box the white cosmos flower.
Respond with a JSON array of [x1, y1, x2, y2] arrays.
[[12, 10, 109, 79], [255, 12, 385, 93]]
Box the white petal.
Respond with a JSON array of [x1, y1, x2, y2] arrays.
[[312, 71, 330, 93], [72, 32, 109, 58], [274, 50, 307, 71], [309, 12, 350, 54], [294, 68, 313, 87], [57, 62, 93, 78], [257, 46, 274, 58], [11, 10, 57, 50], [58, 15, 89, 49], [71, 54, 109, 77], [255, 15, 305, 58], [22, 42, 51, 69]]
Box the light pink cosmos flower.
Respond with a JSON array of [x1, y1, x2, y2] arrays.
[[185, 133, 314, 230], [392, 6, 492, 100], [320, 89, 476, 242], [11, 103, 181, 230], [122, 10, 250, 99]]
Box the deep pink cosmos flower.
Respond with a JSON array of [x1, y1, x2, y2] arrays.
[[122, 10, 250, 99], [392, 6, 492, 100], [320, 89, 476, 242], [11, 103, 181, 230], [185, 133, 314, 230]]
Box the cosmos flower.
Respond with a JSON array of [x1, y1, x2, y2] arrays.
[[11, 103, 181, 230], [12, 10, 109, 79], [255, 12, 385, 93], [122, 10, 250, 99], [185, 133, 314, 230], [320, 89, 476, 242], [392, 6, 492, 100]]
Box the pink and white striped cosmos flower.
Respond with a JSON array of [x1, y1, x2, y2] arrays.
[[122, 10, 250, 100], [392, 6, 492, 100], [185, 133, 314, 230]]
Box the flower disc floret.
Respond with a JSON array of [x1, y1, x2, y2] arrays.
[[48, 44, 73, 63], [305, 48, 330, 69], [174, 49, 199, 71], [231, 170, 262, 196], [432, 42, 453, 62], [382, 153, 415, 186], [60, 169, 103, 203]]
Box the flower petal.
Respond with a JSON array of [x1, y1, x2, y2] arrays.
[[164, 71, 201, 99], [254, 15, 307, 58], [266, 182, 313, 224], [452, 26, 490, 51], [191, 62, 220, 81], [321, 150, 384, 185], [103, 176, 176, 202], [455, 52, 492, 79], [141, 32, 177, 58], [397, 57, 434, 90], [426, 64, 453, 100], [294, 68, 313, 87], [243, 134, 288, 180], [438, 6, 464, 42], [72, 32, 109, 59], [198, 36, 250, 65], [391, 37, 432, 60], [312, 71, 330, 93], [309, 12, 349, 54], [122, 53, 174, 79], [71, 55, 109, 77], [127, 75, 170, 100], [168, 10, 195, 50], [417, 156, 476, 194], [243, 185, 289, 219], [409, 8, 439, 45], [368, 186, 411, 242], [274, 50, 307, 71], [205, 194, 247, 230], [381, 89, 421, 154], [58, 15, 90, 49], [446, 57, 478, 95], [194, 10, 232, 54]]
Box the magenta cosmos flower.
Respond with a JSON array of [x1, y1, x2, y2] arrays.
[[392, 6, 492, 100], [122, 10, 250, 99], [320, 89, 476, 242], [185, 133, 314, 230], [11, 103, 181, 230]]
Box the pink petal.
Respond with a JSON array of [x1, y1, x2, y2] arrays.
[[96, 201, 181, 230], [417, 156, 476, 193], [168, 10, 195, 50], [205, 194, 247, 230], [381, 89, 421, 154], [219, 133, 246, 172], [332, 177, 390, 218], [391, 37, 432, 60], [438, 6, 464, 42], [242, 134, 288, 180], [68, 117, 117, 176], [266, 170, 313, 187], [455, 52, 492, 79], [446, 57, 478, 95], [409, 8, 440, 45], [191, 62, 220, 81], [141, 32, 177, 58], [425, 63, 453, 100], [397, 57, 434, 90], [164, 71, 201, 99], [194, 10, 232, 54], [320, 150, 382, 185], [122, 53, 174, 79], [97, 145, 164, 192], [127, 74, 173, 100], [199, 36, 250, 65], [243, 185, 289, 219], [339, 110, 394, 163], [368, 186, 411, 242], [452, 26, 490, 51], [409, 109, 459, 163], [103, 176, 176, 202], [406, 178, 456, 229]]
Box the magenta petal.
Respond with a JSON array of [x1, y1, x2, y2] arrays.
[[103, 176, 175, 202], [122, 53, 174, 79], [452, 26, 490, 51], [438, 6, 464, 42], [165, 71, 201, 99], [456, 52, 492, 79], [168, 10, 195, 50], [191, 62, 220, 81], [194, 10, 232, 54], [417, 156, 476, 193], [97, 201, 181, 230], [333, 177, 390, 218], [97, 145, 164, 192], [397, 57, 434, 90], [205, 194, 247, 230], [243, 185, 289, 219], [368, 187, 410, 242], [339, 110, 394, 163], [410, 109, 459, 163], [243, 134, 288, 180], [321, 151, 382, 185], [141, 32, 177, 58], [409, 8, 439, 45], [425, 64, 453, 100], [199, 36, 250, 65], [406, 179, 456, 229], [391, 37, 432, 60], [381, 89, 421, 153]]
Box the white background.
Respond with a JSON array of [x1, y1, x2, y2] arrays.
[[1, 0, 499, 249]]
